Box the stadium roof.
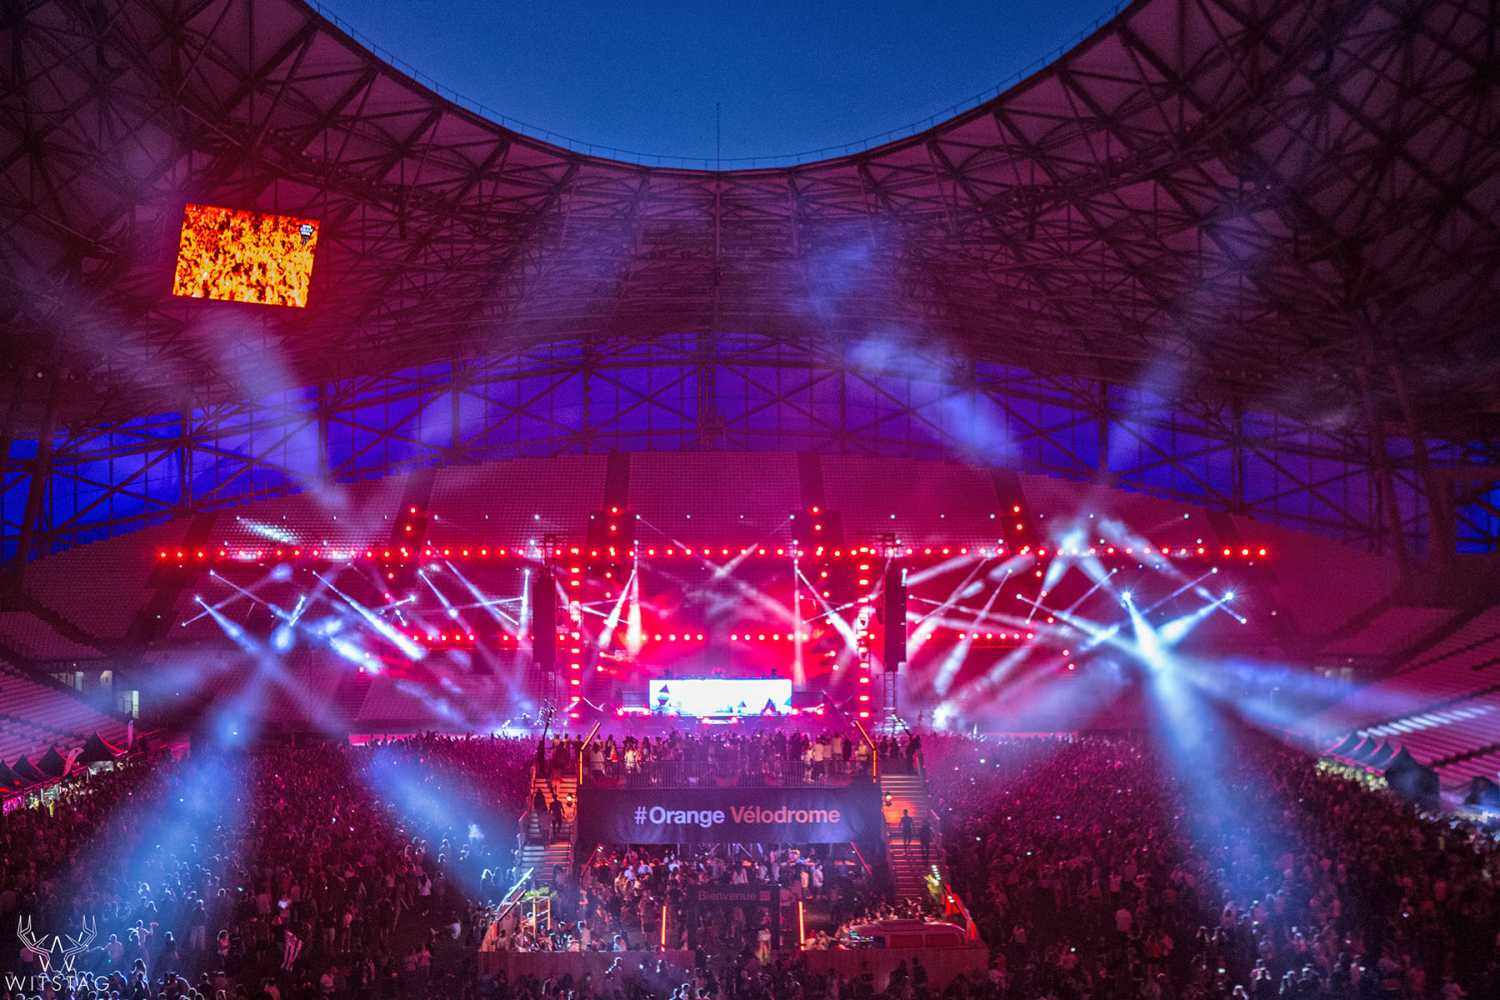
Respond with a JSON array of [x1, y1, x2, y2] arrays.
[[2, 0, 1498, 436]]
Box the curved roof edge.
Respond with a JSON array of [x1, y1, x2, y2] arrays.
[[303, 0, 1139, 173]]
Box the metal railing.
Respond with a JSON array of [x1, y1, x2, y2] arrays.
[[306, 0, 1134, 170], [579, 755, 874, 788], [577, 721, 601, 785], [941, 883, 982, 943], [853, 717, 879, 779]]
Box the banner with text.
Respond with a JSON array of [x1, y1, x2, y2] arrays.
[[577, 784, 882, 844]]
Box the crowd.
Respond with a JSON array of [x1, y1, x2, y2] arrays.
[[924, 731, 1500, 1000], [537, 728, 921, 787], [1, 720, 1496, 1000], [0, 734, 535, 1000], [486, 842, 880, 958]]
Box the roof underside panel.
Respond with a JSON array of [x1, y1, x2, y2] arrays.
[[0, 0, 1497, 436]]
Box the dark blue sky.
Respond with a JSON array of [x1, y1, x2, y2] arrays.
[[319, 0, 1124, 164]]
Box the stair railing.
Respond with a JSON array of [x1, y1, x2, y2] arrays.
[[919, 807, 945, 878], [525, 763, 547, 844], [577, 720, 601, 786], [940, 883, 981, 943], [848, 841, 874, 879], [489, 866, 536, 931], [517, 806, 533, 845]]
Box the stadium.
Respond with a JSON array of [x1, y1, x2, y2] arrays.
[[0, 0, 1498, 997]]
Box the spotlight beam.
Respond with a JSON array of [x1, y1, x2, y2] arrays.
[[314, 572, 425, 660], [932, 580, 1005, 696], [598, 563, 636, 650], [795, 568, 859, 650], [442, 562, 520, 629], [418, 568, 463, 624], [180, 569, 280, 626], [911, 559, 989, 641], [906, 551, 984, 587], [194, 596, 263, 655], [1058, 567, 1118, 617], [1138, 569, 1218, 616], [1016, 595, 1128, 655], [1158, 594, 1234, 645]]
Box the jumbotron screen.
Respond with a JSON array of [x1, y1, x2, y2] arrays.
[[171, 204, 320, 308]]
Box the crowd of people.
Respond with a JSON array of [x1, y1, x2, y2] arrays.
[[0, 720, 1496, 1000], [0, 734, 534, 1000], [485, 842, 881, 958], [923, 731, 1500, 1000]]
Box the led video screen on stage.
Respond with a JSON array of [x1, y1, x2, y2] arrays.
[[172, 204, 321, 307], [647, 678, 793, 717]]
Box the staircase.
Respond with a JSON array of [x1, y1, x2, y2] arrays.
[[520, 841, 574, 884], [520, 771, 577, 883], [880, 770, 940, 902]]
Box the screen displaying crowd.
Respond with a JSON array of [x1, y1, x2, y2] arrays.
[[0, 723, 1496, 1000], [171, 204, 321, 308]]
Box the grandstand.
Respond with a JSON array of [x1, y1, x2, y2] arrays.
[[1318, 605, 1500, 788], [0, 667, 130, 771]]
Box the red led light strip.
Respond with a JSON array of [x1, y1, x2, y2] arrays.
[[157, 542, 1271, 564]]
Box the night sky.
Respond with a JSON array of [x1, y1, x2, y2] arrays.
[[318, 0, 1124, 164]]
